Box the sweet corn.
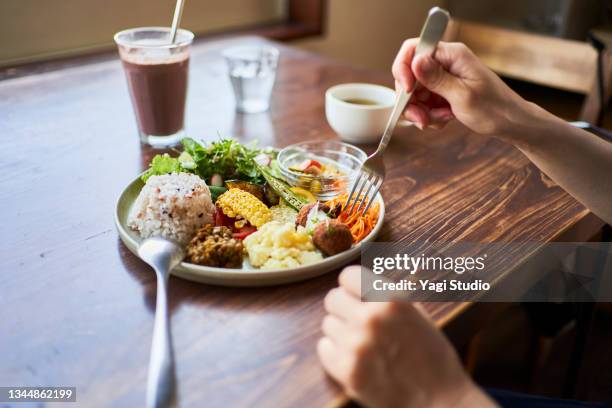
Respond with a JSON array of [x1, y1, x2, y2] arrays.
[[217, 188, 272, 227]]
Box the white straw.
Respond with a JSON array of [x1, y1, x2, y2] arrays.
[[169, 0, 186, 44]]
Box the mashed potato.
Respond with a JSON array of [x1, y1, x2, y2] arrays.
[[244, 221, 322, 269]]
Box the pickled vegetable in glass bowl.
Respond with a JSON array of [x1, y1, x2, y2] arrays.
[[277, 141, 367, 201]]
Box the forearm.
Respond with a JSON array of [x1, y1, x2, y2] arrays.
[[500, 101, 612, 224]]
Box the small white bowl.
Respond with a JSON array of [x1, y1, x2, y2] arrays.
[[325, 83, 397, 144]]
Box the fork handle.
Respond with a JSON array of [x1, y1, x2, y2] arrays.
[[374, 7, 450, 156]]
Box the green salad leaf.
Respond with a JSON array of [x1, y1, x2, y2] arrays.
[[141, 137, 278, 185], [140, 138, 310, 213], [177, 151, 196, 169], [181, 137, 272, 184], [142, 154, 183, 182]]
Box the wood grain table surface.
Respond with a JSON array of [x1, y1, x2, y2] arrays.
[[0, 36, 604, 407]]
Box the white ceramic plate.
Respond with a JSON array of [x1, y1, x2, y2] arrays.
[[114, 176, 385, 287]]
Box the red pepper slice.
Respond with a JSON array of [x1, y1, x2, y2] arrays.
[[214, 208, 233, 227], [232, 225, 257, 240], [214, 208, 257, 239]]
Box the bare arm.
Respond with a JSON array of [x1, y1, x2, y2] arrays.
[[317, 40, 612, 408], [392, 40, 612, 223], [507, 103, 612, 223]]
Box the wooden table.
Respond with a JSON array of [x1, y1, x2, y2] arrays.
[[0, 36, 604, 407]]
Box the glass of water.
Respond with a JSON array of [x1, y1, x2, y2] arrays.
[[222, 45, 279, 113]]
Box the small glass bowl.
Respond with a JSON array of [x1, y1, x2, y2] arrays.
[[277, 141, 367, 201]]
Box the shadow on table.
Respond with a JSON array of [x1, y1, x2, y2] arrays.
[[117, 238, 340, 316]]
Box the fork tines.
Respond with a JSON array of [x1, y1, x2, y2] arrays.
[[344, 170, 382, 217]]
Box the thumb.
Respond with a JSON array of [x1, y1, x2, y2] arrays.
[[412, 54, 461, 103]]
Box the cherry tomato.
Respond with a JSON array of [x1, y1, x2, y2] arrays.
[[298, 159, 322, 171]]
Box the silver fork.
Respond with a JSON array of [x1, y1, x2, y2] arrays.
[[344, 7, 450, 217]]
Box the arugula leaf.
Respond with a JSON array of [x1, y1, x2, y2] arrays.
[[141, 154, 183, 182], [181, 138, 268, 184]]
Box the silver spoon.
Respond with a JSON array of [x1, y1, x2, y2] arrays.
[[138, 237, 185, 408]]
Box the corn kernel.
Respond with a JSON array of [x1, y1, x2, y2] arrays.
[[217, 188, 272, 227]]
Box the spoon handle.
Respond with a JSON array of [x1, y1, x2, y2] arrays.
[[146, 269, 176, 408]]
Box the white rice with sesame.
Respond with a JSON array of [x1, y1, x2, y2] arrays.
[[128, 173, 215, 245]]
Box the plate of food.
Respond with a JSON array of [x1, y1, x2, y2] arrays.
[[114, 138, 384, 286]]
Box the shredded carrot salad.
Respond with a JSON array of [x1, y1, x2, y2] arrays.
[[325, 193, 380, 243]]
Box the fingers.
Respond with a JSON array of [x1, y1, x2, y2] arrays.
[[324, 286, 363, 322], [410, 41, 479, 105], [403, 104, 454, 130], [431, 42, 478, 79], [317, 337, 353, 384], [415, 88, 431, 102], [394, 41, 484, 131], [392, 38, 419, 91], [403, 104, 429, 129], [412, 54, 457, 101], [322, 314, 352, 345], [339, 265, 361, 297], [429, 107, 454, 122]]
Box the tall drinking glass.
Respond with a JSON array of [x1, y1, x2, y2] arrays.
[[222, 45, 279, 113], [114, 27, 194, 148]]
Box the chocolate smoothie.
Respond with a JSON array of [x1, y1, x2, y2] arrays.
[[122, 56, 189, 136]]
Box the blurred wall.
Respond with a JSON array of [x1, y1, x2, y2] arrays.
[[447, 0, 604, 40], [0, 0, 284, 67], [295, 0, 442, 72]]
